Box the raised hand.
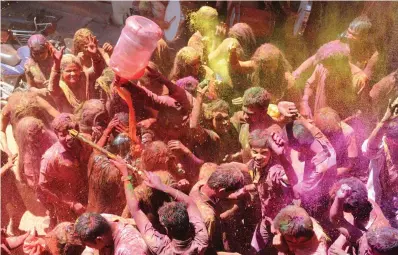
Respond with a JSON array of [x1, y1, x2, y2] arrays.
[[336, 184, 352, 200], [52, 46, 65, 67], [270, 132, 285, 155], [110, 157, 129, 176], [102, 42, 114, 55], [143, 171, 164, 190], [84, 35, 98, 56], [278, 101, 298, 118], [381, 97, 398, 124], [168, 140, 191, 156], [215, 22, 228, 39]]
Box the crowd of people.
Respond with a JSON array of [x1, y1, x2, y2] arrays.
[[1, 2, 398, 255]]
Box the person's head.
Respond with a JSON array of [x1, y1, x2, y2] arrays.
[[52, 113, 79, 151], [366, 227, 398, 255], [158, 202, 190, 240], [15, 116, 45, 145], [342, 15, 372, 49], [206, 162, 245, 199], [315, 41, 351, 75], [274, 205, 314, 246], [139, 62, 164, 95], [329, 177, 372, 220], [314, 107, 342, 137], [135, 170, 174, 224], [170, 47, 201, 81], [74, 213, 112, 250], [28, 34, 49, 61], [249, 129, 272, 169], [250, 44, 292, 94], [45, 222, 85, 255], [60, 54, 83, 86], [203, 99, 230, 134], [242, 87, 271, 125], [108, 133, 131, 159], [228, 23, 256, 59], [189, 6, 218, 35], [76, 99, 108, 135], [73, 28, 94, 56], [176, 76, 199, 96], [141, 141, 173, 172]]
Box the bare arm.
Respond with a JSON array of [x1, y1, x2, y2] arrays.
[[0, 107, 12, 156], [36, 96, 60, 119], [293, 54, 316, 79], [363, 50, 379, 79]]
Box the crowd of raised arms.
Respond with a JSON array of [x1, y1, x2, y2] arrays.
[[2, 2, 398, 255]]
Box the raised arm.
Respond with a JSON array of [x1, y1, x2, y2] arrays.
[[0, 106, 12, 157], [292, 54, 316, 79], [47, 46, 65, 95], [329, 184, 363, 242]]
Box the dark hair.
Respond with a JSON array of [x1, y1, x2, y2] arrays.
[[366, 227, 398, 255], [203, 99, 230, 120], [274, 205, 314, 239], [242, 87, 271, 110], [74, 213, 111, 243], [249, 129, 272, 148], [207, 163, 245, 192], [158, 202, 190, 239], [329, 177, 372, 218], [52, 113, 78, 133], [228, 23, 256, 59], [45, 222, 84, 255]]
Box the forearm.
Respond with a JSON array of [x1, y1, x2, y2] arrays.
[[363, 51, 379, 79], [279, 154, 298, 186], [48, 66, 61, 94], [123, 180, 149, 233], [95, 128, 112, 148], [158, 183, 194, 206], [190, 96, 203, 128], [330, 197, 346, 224], [0, 131, 10, 155], [293, 55, 316, 78], [367, 122, 386, 150]]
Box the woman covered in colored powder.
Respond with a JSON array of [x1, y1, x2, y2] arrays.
[[48, 36, 104, 113], [24, 34, 55, 97], [230, 43, 300, 103], [300, 40, 367, 120]]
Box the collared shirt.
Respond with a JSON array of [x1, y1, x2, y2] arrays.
[[189, 181, 220, 248], [142, 205, 209, 255], [38, 141, 90, 221], [247, 160, 293, 220]]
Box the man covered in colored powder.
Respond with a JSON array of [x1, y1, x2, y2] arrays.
[[38, 113, 92, 229]]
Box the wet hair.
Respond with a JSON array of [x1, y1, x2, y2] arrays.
[[198, 162, 218, 181], [346, 15, 372, 38], [141, 141, 171, 172], [366, 227, 398, 255], [228, 23, 256, 59], [314, 107, 342, 136], [169, 47, 201, 81], [203, 99, 230, 120], [249, 129, 272, 149], [74, 213, 111, 243], [315, 41, 350, 64], [176, 76, 199, 95], [158, 202, 190, 239], [329, 177, 372, 218], [249, 44, 292, 99], [45, 222, 84, 255], [76, 99, 107, 133], [52, 113, 78, 133], [207, 162, 245, 192], [274, 205, 314, 239], [189, 6, 218, 34], [60, 54, 83, 71], [73, 28, 93, 55], [242, 87, 271, 110]]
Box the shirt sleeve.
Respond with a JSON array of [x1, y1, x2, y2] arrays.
[[189, 212, 209, 251], [142, 221, 167, 254], [361, 139, 383, 160]]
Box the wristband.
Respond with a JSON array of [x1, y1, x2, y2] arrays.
[[121, 175, 132, 182]]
